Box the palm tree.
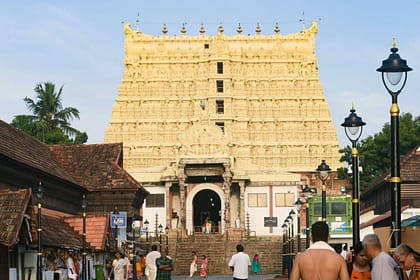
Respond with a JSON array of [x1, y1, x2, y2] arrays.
[[12, 82, 87, 144]]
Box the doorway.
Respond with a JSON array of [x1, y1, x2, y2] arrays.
[[193, 189, 221, 233]]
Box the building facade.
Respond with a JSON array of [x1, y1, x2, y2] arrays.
[[105, 22, 341, 237]]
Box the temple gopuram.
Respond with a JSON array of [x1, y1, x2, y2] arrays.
[[105, 21, 341, 238]]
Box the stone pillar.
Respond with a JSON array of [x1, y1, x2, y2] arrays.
[[178, 164, 186, 235], [239, 181, 246, 228], [223, 163, 232, 229], [165, 182, 172, 228]]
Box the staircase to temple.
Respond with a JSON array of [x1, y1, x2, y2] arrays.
[[169, 233, 284, 275]]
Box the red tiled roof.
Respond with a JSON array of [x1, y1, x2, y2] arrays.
[[0, 189, 31, 246], [40, 211, 89, 249], [0, 120, 78, 184], [49, 143, 143, 191], [65, 214, 109, 250]]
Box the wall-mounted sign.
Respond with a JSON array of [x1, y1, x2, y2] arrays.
[[110, 211, 127, 228], [264, 217, 278, 227]]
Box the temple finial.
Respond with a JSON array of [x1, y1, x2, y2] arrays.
[[392, 38, 397, 48]]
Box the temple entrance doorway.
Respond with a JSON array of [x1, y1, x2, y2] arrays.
[[193, 189, 221, 233], [186, 183, 225, 234]]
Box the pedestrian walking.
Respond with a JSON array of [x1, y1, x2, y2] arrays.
[[155, 248, 173, 280], [190, 251, 198, 279], [393, 243, 420, 280], [200, 255, 208, 279], [145, 245, 161, 280], [228, 244, 251, 280], [109, 251, 127, 280], [347, 241, 371, 280], [251, 254, 260, 275], [362, 233, 400, 280], [290, 221, 349, 280]]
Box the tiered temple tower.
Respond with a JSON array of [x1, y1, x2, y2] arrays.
[[105, 22, 341, 237]]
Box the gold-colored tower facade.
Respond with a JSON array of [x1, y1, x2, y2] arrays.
[[105, 22, 341, 175]]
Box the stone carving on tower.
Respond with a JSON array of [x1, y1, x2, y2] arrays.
[[105, 21, 341, 176]]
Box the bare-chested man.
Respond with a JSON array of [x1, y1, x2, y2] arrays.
[[290, 221, 349, 280]]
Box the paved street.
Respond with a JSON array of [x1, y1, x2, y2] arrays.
[[171, 274, 282, 279]]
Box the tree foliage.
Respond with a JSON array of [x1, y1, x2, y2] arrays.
[[339, 113, 420, 191], [11, 82, 88, 144]]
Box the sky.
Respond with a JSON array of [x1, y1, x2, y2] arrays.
[[0, 1, 419, 148]]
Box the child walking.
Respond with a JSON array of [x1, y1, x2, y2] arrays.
[[200, 255, 208, 279]]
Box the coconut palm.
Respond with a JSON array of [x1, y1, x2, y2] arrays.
[[12, 82, 87, 144]]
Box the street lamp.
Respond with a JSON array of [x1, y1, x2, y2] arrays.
[[341, 105, 366, 245], [165, 225, 169, 254], [35, 182, 44, 280], [81, 195, 88, 280], [301, 186, 316, 248], [377, 39, 412, 248], [294, 198, 305, 252], [113, 207, 119, 249], [158, 224, 163, 251], [132, 215, 140, 280], [281, 223, 288, 275], [316, 160, 331, 222], [288, 209, 295, 256], [144, 219, 149, 242]]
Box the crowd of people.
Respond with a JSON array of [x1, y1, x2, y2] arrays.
[[289, 221, 420, 280]]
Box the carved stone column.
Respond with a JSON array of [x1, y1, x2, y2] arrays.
[[165, 182, 172, 228], [223, 163, 232, 229], [238, 181, 246, 228], [178, 164, 186, 235]]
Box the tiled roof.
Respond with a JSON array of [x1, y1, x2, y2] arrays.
[[49, 143, 143, 191], [0, 189, 31, 246], [401, 146, 420, 182], [40, 211, 88, 249], [65, 214, 109, 250], [0, 120, 77, 184], [362, 145, 420, 196]]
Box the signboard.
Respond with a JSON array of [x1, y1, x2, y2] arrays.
[[264, 217, 278, 227], [110, 211, 127, 228]]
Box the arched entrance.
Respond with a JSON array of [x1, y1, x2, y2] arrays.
[[193, 189, 221, 233], [185, 183, 225, 234]]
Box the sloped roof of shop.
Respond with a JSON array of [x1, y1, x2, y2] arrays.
[[49, 144, 146, 193], [41, 212, 90, 249], [363, 146, 420, 196], [65, 214, 109, 250], [0, 188, 31, 246], [0, 120, 78, 184]]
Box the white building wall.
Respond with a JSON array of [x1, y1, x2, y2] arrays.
[[246, 185, 298, 236], [142, 186, 167, 236]]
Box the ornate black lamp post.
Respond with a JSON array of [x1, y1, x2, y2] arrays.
[[158, 224, 163, 251], [144, 219, 149, 242], [281, 223, 288, 275], [377, 40, 412, 248], [301, 186, 316, 249], [165, 225, 169, 254], [294, 198, 305, 252], [316, 160, 331, 222], [341, 106, 366, 245], [113, 207, 119, 249], [81, 195, 88, 280], [288, 209, 295, 256], [132, 215, 140, 280], [35, 182, 44, 280]]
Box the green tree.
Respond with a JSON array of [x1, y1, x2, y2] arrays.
[[339, 113, 420, 191], [11, 82, 88, 144]]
